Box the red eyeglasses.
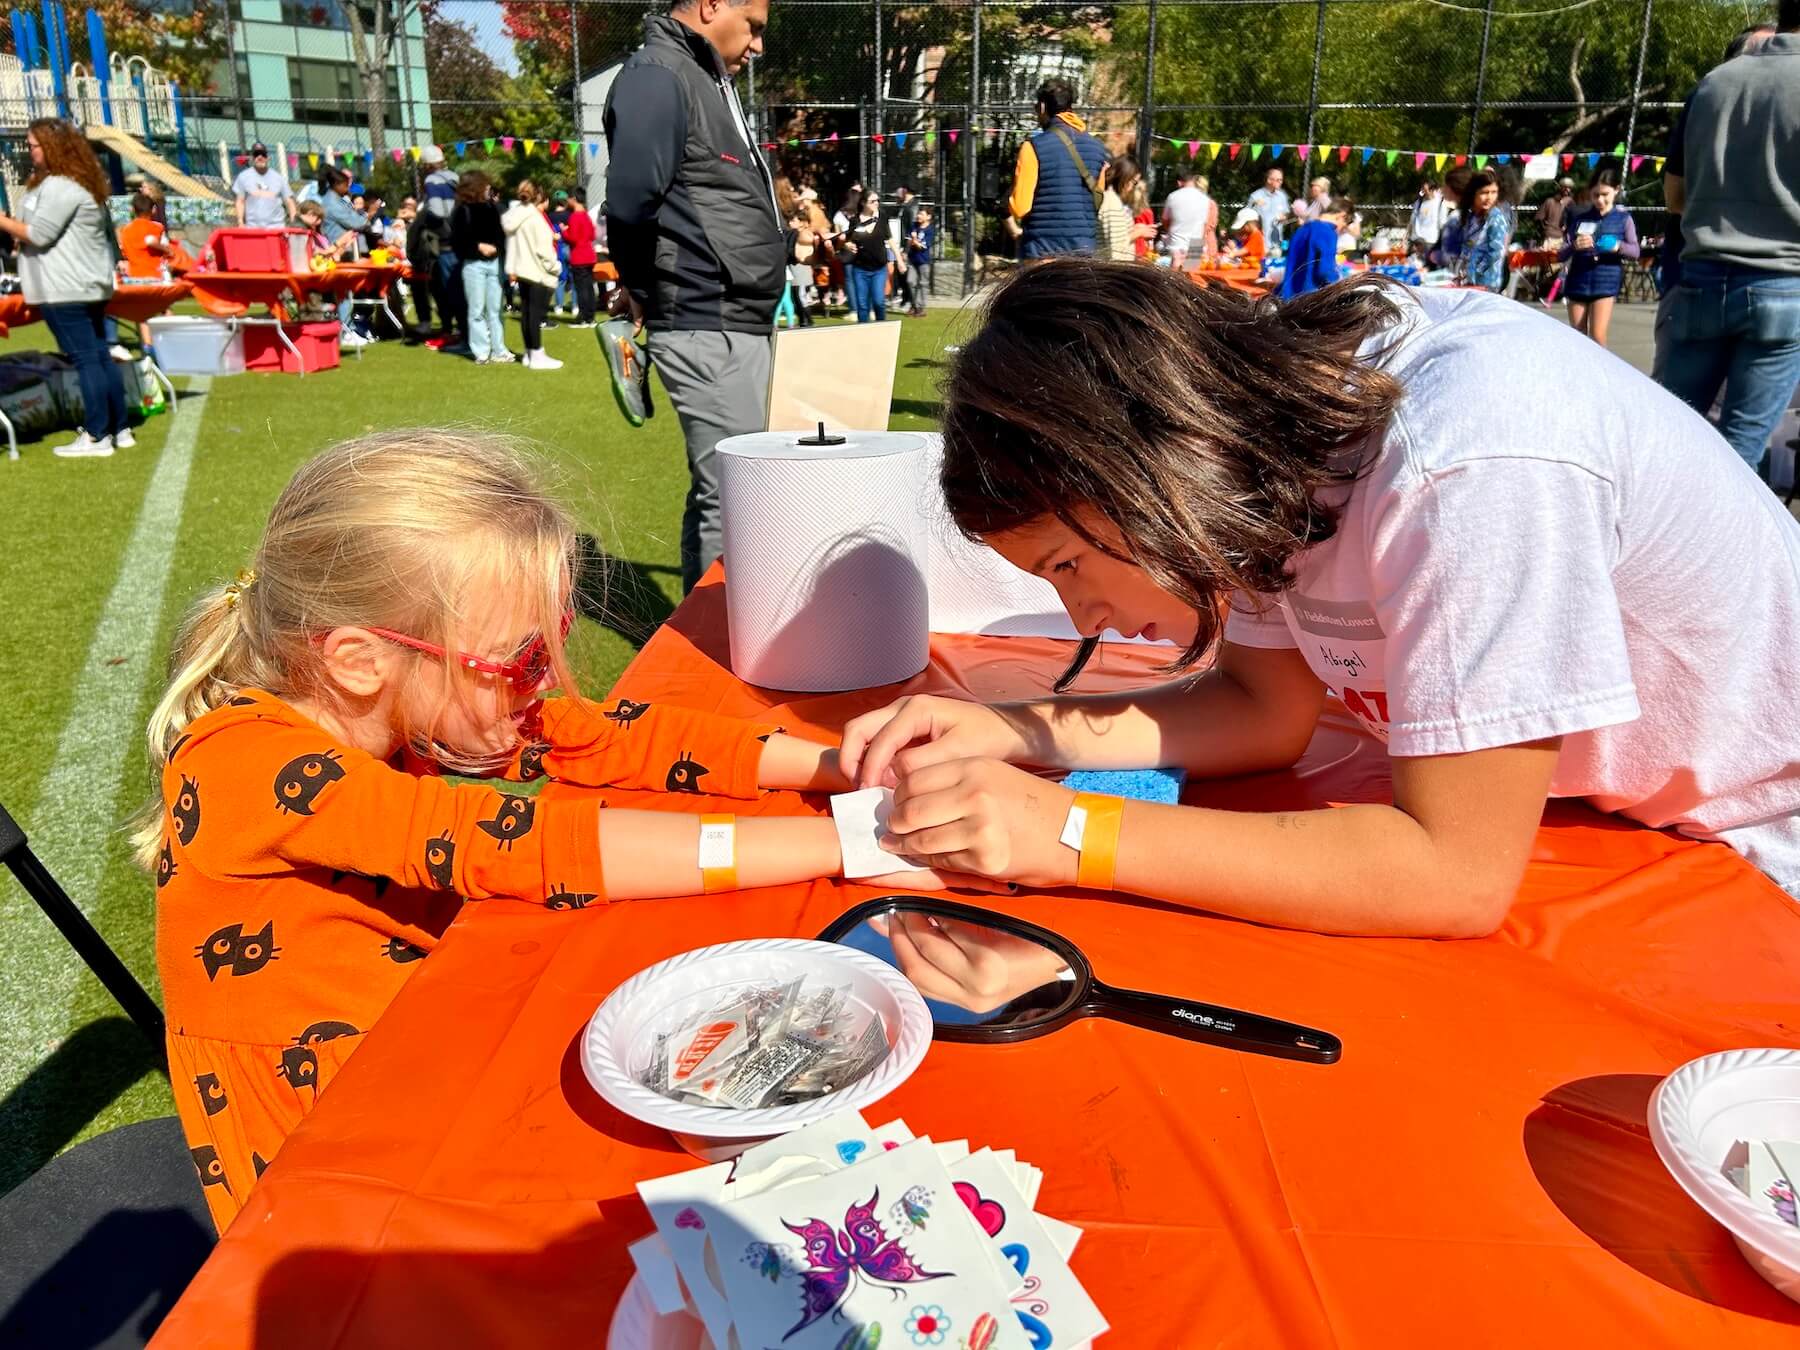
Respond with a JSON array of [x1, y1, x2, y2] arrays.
[[364, 611, 572, 691]]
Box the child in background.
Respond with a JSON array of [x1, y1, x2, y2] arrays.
[[1454, 169, 1515, 292], [906, 208, 935, 316], [780, 210, 816, 328], [117, 191, 172, 280], [297, 200, 343, 261], [1278, 196, 1350, 300], [136, 430, 954, 1229], [1560, 167, 1638, 348], [1222, 206, 1266, 270]]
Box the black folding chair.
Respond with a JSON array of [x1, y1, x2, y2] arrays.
[[0, 800, 166, 1063]]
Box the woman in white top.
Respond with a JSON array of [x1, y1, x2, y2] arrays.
[[842, 260, 1800, 934], [500, 180, 564, 371], [0, 119, 128, 457]]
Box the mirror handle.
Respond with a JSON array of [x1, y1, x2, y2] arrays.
[[1087, 982, 1340, 1065]]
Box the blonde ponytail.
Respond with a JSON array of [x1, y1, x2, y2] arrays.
[[131, 429, 581, 872]]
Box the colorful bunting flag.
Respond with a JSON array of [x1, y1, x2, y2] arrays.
[[1561, 153, 1574, 169], [588, 142, 598, 156], [1360, 146, 1374, 163], [1316, 144, 1330, 162], [1251, 142, 1265, 160], [1186, 140, 1199, 159], [895, 132, 908, 148], [1337, 145, 1351, 163], [947, 130, 957, 144], [550, 139, 561, 155], [410, 146, 422, 161], [924, 131, 935, 147], [1386, 150, 1399, 167], [1586, 152, 1599, 168], [455, 141, 467, 156], [829, 131, 839, 142], [1297, 143, 1311, 160], [308, 153, 318, 169], [1453, 154, 1467, 167], [1496, 153, 1510, 164], [1654, 156, 1665, 172], [523, 139, 535, 153], [1475, 154, 1488, 169], [1629, 154, 1644, 172], [1270, 144, 1285, 158], [1612, 141, 1626, 155], [1433, 152, 1448, 171], [392, 148, 404, 163], [501, 136, 515, 151], [1229, 143, 1241, 160], [1415, 152, 1427, 170], [1208, 141, 1223, 159], [484, 138, 496, 153]]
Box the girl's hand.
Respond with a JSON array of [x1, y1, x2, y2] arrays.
[[1573, 235, 1593, 251], [881, 758, 1077, 888], [841, 695, 1031, 789], [874, 911, 1070, 1012]]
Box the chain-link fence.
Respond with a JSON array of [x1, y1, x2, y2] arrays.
[[6, 0, 1755, 282]]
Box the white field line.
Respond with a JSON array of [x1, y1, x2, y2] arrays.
[[1, 378, 211, 1091]]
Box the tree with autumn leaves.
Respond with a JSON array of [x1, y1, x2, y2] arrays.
[[14, 0, 228, 96]]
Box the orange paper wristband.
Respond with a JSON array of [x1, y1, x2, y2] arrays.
[[1073, 793, 1124, 891], [699, 814, 737, 894]]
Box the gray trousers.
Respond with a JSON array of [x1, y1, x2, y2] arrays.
[[647, 329, 772, 591]]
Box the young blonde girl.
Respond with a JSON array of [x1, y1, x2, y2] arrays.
[[137, 430, 923, 1229]]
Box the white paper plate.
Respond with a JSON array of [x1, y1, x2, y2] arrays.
[[608, 1273, 708, 1350], [1647, 1046, 1800, 1303], [583, 938, 933, 1151]]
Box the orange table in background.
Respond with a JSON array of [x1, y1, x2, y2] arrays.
[[1188, 262, 1270, 294], [0, 281, 192, 338], [153, 572, 1800, 1348]]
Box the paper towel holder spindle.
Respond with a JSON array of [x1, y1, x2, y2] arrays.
[[796, 421, 847, 447]]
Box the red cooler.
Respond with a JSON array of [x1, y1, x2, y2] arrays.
[[209, 227, 313, 273], [242, 321, 341, 373]]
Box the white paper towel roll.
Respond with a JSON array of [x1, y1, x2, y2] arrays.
[[719, 429, 933, 691]]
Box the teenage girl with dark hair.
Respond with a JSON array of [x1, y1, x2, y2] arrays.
[[1561, 166, 1639, 347], [841, 260, 1800, 936]]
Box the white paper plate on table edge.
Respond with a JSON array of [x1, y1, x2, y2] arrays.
[[609, 1272, 707, 1350], [582, 937, 933, 1140], [1647, 1046, 1800, 1302]]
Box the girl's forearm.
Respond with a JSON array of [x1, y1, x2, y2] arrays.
[[1109, 800, 1510, 938], [598, 810, 842, 901], [757, 733, 851, 792]]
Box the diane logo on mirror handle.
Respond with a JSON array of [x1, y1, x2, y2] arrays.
[[1172, 1007, 1237, 1033]]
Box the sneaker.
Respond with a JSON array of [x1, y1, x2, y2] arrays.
[[490, 349, 517, 364], [472, 355, 490, 365], [543, 320, 559, 330], [527, 350, 564, 371], [567, 320, 596, 330], [54, 432, 113, 458], [108, 344, 133, 363], [601, 318, 652, 426], [114, 427, 137, 448], [340, 330, 370, 348]]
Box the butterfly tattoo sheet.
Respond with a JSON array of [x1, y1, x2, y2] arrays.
[[715, 1138, 1029, 1349]]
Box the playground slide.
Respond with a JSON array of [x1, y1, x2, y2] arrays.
[[87, 123, 223, 202]]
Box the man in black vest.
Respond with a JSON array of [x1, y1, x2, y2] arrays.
[[605, 0, 784, 592], [1007, 79, 1109, 259]]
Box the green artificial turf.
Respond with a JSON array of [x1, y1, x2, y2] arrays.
[[0, 299, 974, 1193]]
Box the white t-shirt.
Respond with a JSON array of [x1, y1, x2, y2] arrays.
[[232, 167, 292, 228], [1224, 287, 1800, 896], [1409, 192, 1445, 244], [1163, 185, 1211, 252]]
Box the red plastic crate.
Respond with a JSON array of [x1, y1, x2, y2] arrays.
[[209, 227, 312, 273], [242, 321, 341, 374]]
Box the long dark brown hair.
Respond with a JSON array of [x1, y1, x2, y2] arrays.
[[456, 170, 492, 204], [940, 258, 1406, 670], [26, 118, 108, 204]]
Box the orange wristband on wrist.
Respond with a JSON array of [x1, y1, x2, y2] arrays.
[[1065, 792, 1124, 891], [698, 814, 737, 894]]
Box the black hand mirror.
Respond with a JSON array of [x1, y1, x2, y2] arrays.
[[817, 896, 1340, 1065]]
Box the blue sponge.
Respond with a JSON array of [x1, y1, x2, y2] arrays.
[[1062, 767, 1187, 804]]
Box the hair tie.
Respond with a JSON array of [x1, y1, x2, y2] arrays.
[[223, 568, 257, 610]]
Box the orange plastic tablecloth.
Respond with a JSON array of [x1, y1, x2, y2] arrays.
[[1188, 263, 1270, 294], [0, 281, 192, 338], [188, 265, 403, 320], [153, 573, 1800, 1349]]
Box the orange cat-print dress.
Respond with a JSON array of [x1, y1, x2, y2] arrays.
[[155, 689, 774, 1231]]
